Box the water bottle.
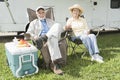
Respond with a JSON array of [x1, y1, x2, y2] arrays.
[[13, 37, 18, 45]]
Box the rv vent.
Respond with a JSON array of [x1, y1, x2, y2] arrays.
[[93, 2, 97, 6]]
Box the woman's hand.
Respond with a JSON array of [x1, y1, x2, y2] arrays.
[[65, 24, 72, 30], [84, 30, 90, 35]]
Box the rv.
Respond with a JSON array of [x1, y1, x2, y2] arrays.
[[0, 0, 120, 34]]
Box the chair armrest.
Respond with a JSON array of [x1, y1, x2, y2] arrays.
[[90, 29, 100, 37], [24, 33, 31, 40], [90, 25, 105, 37]]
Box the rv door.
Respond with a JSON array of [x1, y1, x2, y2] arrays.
[[91, 0, 107, 28]]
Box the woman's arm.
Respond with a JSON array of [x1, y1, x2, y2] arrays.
[[64, 18, 72, 30]]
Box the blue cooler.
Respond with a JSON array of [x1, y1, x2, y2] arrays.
[[5, 42, 39, 77]]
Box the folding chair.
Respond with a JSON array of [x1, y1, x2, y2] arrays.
[[65, 29, 86, 58], [65, 15, 102, 58], [66, 27, 102, 58], [24, 7, 55, 40], [24, 7, 68, 68]]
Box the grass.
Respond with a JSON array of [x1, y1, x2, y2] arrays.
[[0, 33, 120, 80]]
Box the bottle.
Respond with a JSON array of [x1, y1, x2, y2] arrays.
[[13, 37, 18, 45]]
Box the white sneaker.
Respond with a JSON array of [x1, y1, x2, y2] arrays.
[[95, 54, 103, 60], [95, 57, 104, 63], [91, 54, 104, 63], [91, 55, 96, 61]]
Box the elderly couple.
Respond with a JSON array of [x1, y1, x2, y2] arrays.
[[27, 4, 104, 75]]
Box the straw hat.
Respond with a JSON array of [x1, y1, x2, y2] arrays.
[[69, 4, 84, 13]]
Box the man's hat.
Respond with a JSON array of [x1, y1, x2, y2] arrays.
[[36, 6, 45, 11]]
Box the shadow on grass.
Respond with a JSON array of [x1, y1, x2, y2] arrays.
[[63, 52, 92, 78], [64, 47, 120, 78], [100, 47, 120, 62]]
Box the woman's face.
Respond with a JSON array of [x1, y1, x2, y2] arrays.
[[37, 9, 46, 18], [72, 8, 80, 18]]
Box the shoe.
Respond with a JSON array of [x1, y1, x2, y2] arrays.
[[35, 37, 43, 49], [91, 54, 96, 61], [95, 57, 104, 63], [50, 63, 64, 75], [91, 54, 104, 63], [35, 35, 48, 49], [95, 54, 103, 60], [40, 35, 48, 43]]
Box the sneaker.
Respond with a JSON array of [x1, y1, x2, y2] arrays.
[[95, 57, 104, 63], [95, 54, 103, 60], [91, 54, 104, 63], [40, 35, 48, 43], [35, 37, 43, 49], [35, 35, 48, 49], [91, 54, 96, 61]]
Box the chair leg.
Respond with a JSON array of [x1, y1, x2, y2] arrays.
[[67, 40, 71, 55], [67, 39, 87, 59], [73, 46, 79, 58], [81, 47, 87, 58], [67, 39, 80, 58], [81, 52, 86, 58]]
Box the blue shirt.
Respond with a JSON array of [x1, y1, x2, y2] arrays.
[[40, 19, 49, 36]]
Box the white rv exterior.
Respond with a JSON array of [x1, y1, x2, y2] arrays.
[[0, 0, 120, 32]]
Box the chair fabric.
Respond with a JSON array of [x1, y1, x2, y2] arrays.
[[66, 30, 86, 58], [27, 7, 55, 22]]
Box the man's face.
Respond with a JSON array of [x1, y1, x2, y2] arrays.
[[37, 9, 46, 18]]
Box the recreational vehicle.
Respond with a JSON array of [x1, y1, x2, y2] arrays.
[[0, 0, 120, 34]]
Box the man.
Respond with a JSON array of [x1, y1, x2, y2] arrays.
[[27, 6, 64, 75]]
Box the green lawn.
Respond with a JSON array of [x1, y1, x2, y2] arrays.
[[0, 33, 120, 80]]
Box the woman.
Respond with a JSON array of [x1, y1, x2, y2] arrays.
[[65, 4, 104, 63]]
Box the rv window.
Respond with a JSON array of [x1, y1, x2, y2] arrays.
[[111, 0, 120, 9]]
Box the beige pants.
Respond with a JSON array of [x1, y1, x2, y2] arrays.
[[46, 23, 64, 61]]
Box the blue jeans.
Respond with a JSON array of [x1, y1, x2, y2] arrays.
[[71, 34, 99, 56]]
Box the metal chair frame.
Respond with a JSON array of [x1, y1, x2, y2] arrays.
[[65, 30, 87, 58], [65, 25, 104, 58]]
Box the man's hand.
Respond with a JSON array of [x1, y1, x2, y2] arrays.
[[34, 36, 39, 40]]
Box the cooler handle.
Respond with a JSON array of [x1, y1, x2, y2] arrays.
[[16, 54, 38, 77], [21, 54, 32, 63]]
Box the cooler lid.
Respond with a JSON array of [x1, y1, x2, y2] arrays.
[[5, 42, 38, 55]]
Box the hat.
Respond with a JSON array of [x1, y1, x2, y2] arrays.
[[36, 6, 45, 11], [69, 4, 84, 13]]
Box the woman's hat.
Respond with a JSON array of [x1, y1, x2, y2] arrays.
[[69, 4, 84, 13]]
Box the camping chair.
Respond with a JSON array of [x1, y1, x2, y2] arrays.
[[65, 16, 101, 58], [66, 29, 101, 58], [24, 7, 55, 44], [24, 7, 67, 68], [65, 29, 86, 58]]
